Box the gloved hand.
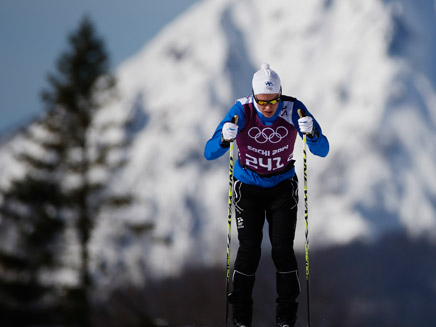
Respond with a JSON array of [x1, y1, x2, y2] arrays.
[[298, 116, 314, 135], [222, 122, 238, 141]]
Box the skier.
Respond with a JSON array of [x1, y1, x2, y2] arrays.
[[204, 63, 329, 327]]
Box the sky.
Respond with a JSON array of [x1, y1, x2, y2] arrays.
[[0, 0, 200, 133]]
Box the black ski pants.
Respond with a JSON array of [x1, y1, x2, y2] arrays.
[[229, 175, 300, 324]]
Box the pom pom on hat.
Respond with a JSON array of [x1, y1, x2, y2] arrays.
[[252, 63, 281, 95]]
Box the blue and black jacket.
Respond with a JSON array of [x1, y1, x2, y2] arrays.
[[204, 95, 329, 188]]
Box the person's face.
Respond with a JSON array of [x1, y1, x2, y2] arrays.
[[254, 93, 281, 118]]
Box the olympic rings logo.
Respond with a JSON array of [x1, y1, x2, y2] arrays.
[[247, 126, 288, 144]]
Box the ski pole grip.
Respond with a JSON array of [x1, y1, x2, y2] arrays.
[[231, 115, 239, 124], [297, 109, 306, 118]]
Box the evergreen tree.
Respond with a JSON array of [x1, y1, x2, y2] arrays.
[[40, 16, 132, 326], [0, 16, 135, 326]]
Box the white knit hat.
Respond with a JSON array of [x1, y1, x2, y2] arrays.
[[252, 63, 281, 95]]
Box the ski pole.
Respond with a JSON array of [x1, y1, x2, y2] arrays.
[[298, 109, 311, 327], [225, 115, 238, 327]]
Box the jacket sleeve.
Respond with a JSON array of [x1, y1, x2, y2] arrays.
[[292, 100, 329, 158], [204, 102, 245, 160]]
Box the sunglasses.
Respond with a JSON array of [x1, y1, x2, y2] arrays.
[[253, 94, 281, 106]]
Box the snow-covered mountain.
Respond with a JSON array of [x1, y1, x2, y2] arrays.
[[1, 0, 436, 283]]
